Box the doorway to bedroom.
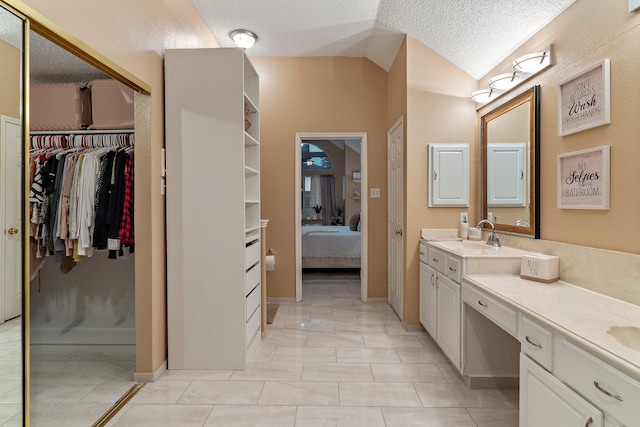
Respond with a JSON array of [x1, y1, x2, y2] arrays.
[[295, 133, 368, 303]]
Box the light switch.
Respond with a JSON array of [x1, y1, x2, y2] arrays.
[[370, 188, 380, 198]]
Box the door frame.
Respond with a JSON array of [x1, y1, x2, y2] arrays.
[[295, 132, 368, 302]]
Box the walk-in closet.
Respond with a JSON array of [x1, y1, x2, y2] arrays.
[[27, 30, 138, 426]]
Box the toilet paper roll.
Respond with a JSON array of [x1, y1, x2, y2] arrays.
[[266, 255, 276, 271]]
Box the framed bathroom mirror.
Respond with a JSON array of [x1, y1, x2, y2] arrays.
[[481, 86, 540, 238]]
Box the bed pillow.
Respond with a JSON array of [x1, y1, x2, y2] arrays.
[[348, 212, 360, 231]]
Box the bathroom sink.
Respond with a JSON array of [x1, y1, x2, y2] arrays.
[[607, 326, 640, 351], [428, 239, 529, 257]]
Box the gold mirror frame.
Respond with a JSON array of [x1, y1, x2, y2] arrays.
[[480, 85, 540, 238], [0, 1, 151, 425]]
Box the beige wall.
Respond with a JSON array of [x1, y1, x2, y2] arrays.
[[251, 56, 389, 299], [16, 0, 218, 377], [477, 0, 640, 255], [402, 37, 478, 326], [0, 40, 20, 119]]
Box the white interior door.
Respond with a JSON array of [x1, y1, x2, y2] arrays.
[[387, 117, 403, 320], [1, 116, 22, 322]]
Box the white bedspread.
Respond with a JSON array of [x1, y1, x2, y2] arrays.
[[301, 226, 361, 258]]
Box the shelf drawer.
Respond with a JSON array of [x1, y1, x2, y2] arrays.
[[521, 315, 553, 371], [554, 337, 640, 427], [245, 263, 260, 295], [427, 246, 448, 275], [245, 238, 260, 270], [246, 305, 261, 346], [463, 282, 519, 338], [246, 284, 261, 322], [447, 255, 462, 283]]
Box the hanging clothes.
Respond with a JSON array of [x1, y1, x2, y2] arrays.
[[28, 133, 135, 274]]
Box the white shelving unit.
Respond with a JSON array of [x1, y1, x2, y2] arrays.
[[165, 48, 261, 369]]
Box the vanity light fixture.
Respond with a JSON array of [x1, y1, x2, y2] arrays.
[[472, 45, 552, 105], [470, 88, 500, 104], [230, 29, 257, 49], [513, 50, 550, 73], [489, 71, 524, 90]]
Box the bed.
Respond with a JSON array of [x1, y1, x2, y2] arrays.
[[301, 225, 361, 269]]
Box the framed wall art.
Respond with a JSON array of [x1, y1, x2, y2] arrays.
[[557, 146, 610, 209], [557, 59, 610, 136]]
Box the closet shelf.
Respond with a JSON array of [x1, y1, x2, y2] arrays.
[[245, 165, 259, 175], [244, 94, 258, 113], [244, 132, 259, 146]]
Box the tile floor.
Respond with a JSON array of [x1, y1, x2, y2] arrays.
[[106, 279, 519, 427], [0, 318, 21, 427], [0, 317, 138, 427]]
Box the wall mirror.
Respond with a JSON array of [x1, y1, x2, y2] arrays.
[[0, 3, 24, 425], [481, 85, 540, 238]]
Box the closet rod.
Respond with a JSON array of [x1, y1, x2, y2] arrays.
[[30, 129, 134, 135]]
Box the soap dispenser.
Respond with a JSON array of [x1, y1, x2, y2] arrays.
[[459, 218, 469, 239]]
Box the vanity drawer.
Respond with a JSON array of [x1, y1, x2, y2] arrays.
[[554, 338, 640, 426], [419, 243, 428, 264], [427, 246, 448, 275], [521, 315, 553, 371], [463, 282, 519, 338], [446, 255, 462, 283]]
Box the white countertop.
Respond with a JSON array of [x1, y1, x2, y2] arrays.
[[464, 274, 640, 381]]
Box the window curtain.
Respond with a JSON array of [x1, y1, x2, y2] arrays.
[[309, 175, 322, 217], [320, 175, 336, 225]]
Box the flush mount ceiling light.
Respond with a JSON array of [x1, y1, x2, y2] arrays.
[[470, 88, 500, 104], [230, 29, 257, 49], [513, 50, 550, 74], [489, 72, 524, 90]]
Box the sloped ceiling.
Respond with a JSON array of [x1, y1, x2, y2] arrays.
[[189, 0, 575, 79]]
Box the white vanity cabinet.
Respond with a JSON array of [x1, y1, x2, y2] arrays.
[[520, 353, 604, 427], [462, 275, 640, 427], [419, 243, 462, 370]]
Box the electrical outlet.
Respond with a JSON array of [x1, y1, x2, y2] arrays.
[[488, 212, 494, 222], [460, 212, 468, 223]]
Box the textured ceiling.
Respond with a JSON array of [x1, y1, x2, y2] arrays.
[[30, 31, 110, 83], [191, 0, 575, 79]]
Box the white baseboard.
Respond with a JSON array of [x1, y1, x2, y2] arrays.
[[30, 327, 135, 345], [134, 360, 167, 382]]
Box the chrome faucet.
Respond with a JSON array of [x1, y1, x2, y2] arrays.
[[476, 219, 501, 247]]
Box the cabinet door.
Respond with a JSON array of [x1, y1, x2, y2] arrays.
[[419, 262, 436, 337], [428, 144, 469, 207], [436, 275, 461, 369], [520, 354, 603, 427], [487, 143, 527, 206]]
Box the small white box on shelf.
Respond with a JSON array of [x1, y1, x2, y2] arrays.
[[520, 254, 559, 283]]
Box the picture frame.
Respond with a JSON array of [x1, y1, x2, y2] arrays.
[[557, 59, 610, 136], [557, 146, 610, 209]]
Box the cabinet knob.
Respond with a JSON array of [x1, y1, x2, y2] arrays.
[[7, 228, 18, 235], [449, 266, 456, 272]]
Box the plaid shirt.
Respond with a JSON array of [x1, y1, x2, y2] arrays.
[[118, 152, 134, 246]]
